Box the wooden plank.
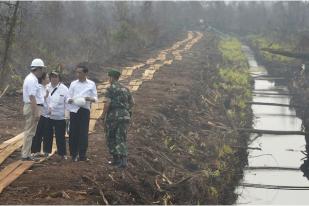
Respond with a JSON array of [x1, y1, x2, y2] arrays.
[[89, 84, 107, 132], [0, 144, 9, 152], [89, 100, 104, 132], [2, 132, 24, 145], [144, 69, 156, 76], [153, 64, 162, 70], [0, 161, 22, 182], [142, 70, 156, 80], [163, 60, 173, 65], [142, 75, 154, 80], [97, 84, 109, 90], [0, 140, 23, 165], [129, 80, 142, 86], [0, 142, 57, 194], [157, 53, 166, 61], [146, 58, 156, 64], [130, 63, 145, 70], [121, 69, 134, 76], [130, 85, 140, 91], [0, 161, 33, 193]]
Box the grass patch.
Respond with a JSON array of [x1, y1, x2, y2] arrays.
[[217, 37, 252, 117]]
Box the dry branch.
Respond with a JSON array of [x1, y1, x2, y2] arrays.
[[81, 175, 109, 205], [261, 47, 309, 60], [245, 166, 299, 171], [231, 146, 262, 151], [0, 85, 9, 98], [254, 77, 285, 80]]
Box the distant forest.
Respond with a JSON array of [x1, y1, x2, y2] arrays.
[[0, 1, 309, 89]]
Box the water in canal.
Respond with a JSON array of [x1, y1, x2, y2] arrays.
[[235, 46, 309, 204]]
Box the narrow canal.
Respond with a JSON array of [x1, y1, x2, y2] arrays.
[[235, 46, 309, 204]]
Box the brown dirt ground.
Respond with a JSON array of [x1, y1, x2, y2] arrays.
[[0, 32, 250, 204], [0, 95, 24, 143]]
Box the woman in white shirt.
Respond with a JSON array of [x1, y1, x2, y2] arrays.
[[45, 71, 69, 159], [31, 72, 50, 157]]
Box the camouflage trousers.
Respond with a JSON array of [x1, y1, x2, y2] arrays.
[[105, 120, 129, 156]]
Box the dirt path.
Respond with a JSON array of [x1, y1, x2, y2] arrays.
[[0, 31, 251, 204]]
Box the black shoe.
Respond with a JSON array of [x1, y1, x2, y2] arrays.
[[32, 152, 43, 157], [22, 156, 40, 162], [72, 156, 78, 162], [109, 155, 120, 166], [79, 157, 89, 162], [21, 157, 31, 161], [60, 155, 68, 160], [44, 153, 50, 158]]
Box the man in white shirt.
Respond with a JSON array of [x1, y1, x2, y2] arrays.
[[31, 72, 50, 157], [22, 58, 45, 161], [45, 71, 69, 159], [67, 64, 97, 162]]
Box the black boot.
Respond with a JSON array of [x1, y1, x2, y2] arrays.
[[109, 155, 120, 166], [118, 155, 128, 168]]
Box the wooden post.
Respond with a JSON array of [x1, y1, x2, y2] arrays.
[[253, 92, 290, 96], [237, 128, 305, 135], [247, 101, 301, 108]]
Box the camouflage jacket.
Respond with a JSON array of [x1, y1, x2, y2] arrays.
[[105, 82, 134, 122]]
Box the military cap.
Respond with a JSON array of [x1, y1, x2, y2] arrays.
[[50, 70, 59, 77], [108, 69, 121, 78]]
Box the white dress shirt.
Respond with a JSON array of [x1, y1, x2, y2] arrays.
[[67, 79, 98, 113], [23, 72, 40, 103], [47, 83, 69, 120], [40, 84, 49, 118]]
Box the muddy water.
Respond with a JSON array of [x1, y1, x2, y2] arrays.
[[235, 46, 309, 204]]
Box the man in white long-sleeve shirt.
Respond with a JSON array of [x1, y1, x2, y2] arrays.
[[67, 64, 97, 162], [45, 71, 69, 159], [22, 58, 45, 161], [31, 72, 50, 156]]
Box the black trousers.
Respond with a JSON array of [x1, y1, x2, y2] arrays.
[[31, 116, 49, 153], [45, 119, 67, 156], [69, 108, 90, 158]]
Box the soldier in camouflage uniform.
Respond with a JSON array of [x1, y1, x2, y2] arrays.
[[102, 69, 134, 168]]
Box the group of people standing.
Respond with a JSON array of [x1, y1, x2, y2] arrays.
[[22, 58, 134, 168]]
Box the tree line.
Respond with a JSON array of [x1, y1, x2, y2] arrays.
[[1, 1, 309, 91]]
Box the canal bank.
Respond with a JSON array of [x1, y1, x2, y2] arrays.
[[236, 46, 309, 204]]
